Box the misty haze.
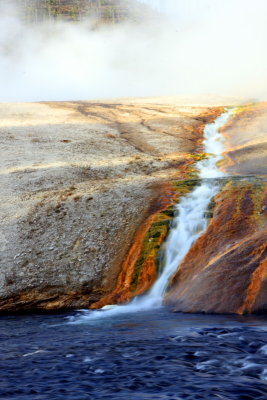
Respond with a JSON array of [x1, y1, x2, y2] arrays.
[[0, 0, 267, 101]]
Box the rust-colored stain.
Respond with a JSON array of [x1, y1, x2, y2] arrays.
[[91, 181, 178, 309], [166, 180, 267, 315], [238, 246, 267, 314]]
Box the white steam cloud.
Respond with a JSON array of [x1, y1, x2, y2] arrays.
[[0, 0, 267, 102]]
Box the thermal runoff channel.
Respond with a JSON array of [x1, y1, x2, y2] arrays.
[[68, 108, 235, 324]]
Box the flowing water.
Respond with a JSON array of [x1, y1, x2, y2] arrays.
[[1, 109, 267, 399], [68, 108, 235, 322], [1, 311, 267, 399]]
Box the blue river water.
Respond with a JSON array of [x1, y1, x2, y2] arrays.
[[1, 309, 267, 399]]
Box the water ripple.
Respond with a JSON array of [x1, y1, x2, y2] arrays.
[[0, 312, 266, 399]]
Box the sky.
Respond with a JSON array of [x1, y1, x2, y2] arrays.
[[0, 0, 266, 102]]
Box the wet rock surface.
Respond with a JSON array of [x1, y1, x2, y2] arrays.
[[166, 177, 267, 314], [164, 103, 267, 314]]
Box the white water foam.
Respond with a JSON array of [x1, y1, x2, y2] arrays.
[[68, 108, 235, 323]]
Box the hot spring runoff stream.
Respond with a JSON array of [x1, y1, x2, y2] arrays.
[[1, 110, 267, 400], [69, 109, 235, 321]]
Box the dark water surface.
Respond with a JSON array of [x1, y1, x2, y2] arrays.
[[1, 309, 267, 399]]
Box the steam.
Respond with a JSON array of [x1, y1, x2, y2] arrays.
[[0, 0, 267, 102]]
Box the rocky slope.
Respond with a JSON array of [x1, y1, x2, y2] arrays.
[[3, 100, 266, 315], [0, 99, 219, 312], [165, 103, 267, 314], [166, 178, 267, 314]]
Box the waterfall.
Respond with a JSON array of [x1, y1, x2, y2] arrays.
[[69, 109, 235, 323]]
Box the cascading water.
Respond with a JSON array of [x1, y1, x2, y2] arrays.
[[133, 109, 234, 309], [69, 108, 235, 323]]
